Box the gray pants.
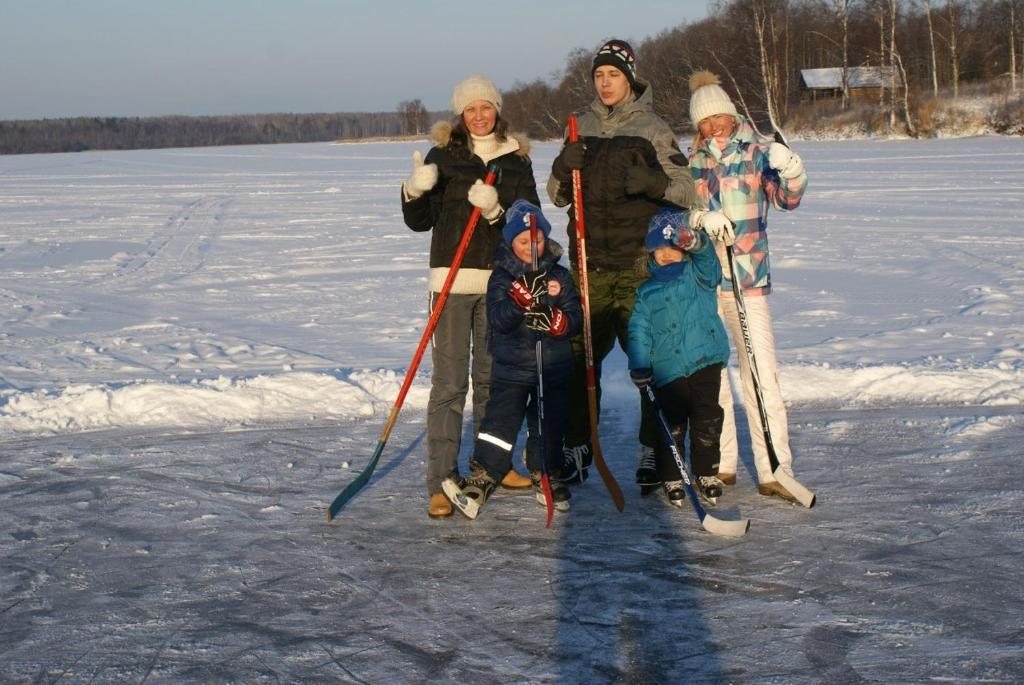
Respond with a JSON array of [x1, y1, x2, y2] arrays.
[[425, 292, 491, 495]]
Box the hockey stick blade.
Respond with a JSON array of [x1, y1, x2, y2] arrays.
[[591, 440, 625, 511], [772, 467, 816, 508], [685, 479, 750, 537], [326, 440, 384, 522], [540, 473, 555, 527], [701, 511, 751, 537]]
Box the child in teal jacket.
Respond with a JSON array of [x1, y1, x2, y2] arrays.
[[627, 208, 730, 505]]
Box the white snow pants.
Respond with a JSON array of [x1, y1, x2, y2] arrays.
[[716, 292, 793, 483]]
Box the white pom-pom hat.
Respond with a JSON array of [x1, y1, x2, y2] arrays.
[[689, 71, 738, 125]]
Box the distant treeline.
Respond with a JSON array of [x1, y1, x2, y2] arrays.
[[0, 111, 448, 155]]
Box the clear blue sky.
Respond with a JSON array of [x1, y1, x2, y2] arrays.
[[1, 0, 711, 120]]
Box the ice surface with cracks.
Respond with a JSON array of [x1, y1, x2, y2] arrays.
[[1, 137, 1022, 683]]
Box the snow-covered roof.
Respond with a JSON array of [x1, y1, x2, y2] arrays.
[[801, 66, 904, 89]]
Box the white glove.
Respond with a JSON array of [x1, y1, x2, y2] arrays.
[[403, 150, 438, 200], [690, 209, 735, 246], [768, 142, 804, 180], [467, 179, 502, 221]]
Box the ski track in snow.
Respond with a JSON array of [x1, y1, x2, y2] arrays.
[[0, 138, 1022, 683]]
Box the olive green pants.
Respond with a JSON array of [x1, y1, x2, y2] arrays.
[[564, 268, 657, 451]]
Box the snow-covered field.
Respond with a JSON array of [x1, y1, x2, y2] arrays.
[[1, 137, 1022, 683]]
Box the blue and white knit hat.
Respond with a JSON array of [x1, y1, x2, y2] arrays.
[[503, 199, 551, 245], [645, 208, 688, 252]]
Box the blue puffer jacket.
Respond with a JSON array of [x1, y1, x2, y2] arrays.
[[487, 239, 582, 385], [627, 236, 729, 386]]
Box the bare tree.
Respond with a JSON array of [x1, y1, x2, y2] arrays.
[[893, 50, 919, 135], [397, 99, 429, 136], [711, 50, 763, 126], [836, 0, 852, 109], [889, 0, 900, 129], [1010, 0, 1020, 92], [922, 0, 941, 96], [945, 0, 963, 97], [752, 0, 784, 130]]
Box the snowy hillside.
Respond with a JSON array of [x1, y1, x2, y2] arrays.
[[1, 138, 1022, 683]]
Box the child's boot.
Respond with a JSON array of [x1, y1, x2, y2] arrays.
[[758, 479, 797, 502]]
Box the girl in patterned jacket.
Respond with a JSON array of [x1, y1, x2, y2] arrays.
[[686, 71, 808, 502]]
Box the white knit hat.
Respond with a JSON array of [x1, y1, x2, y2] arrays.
[[451, 75, 503, 115], [689, 71, 738, 125]]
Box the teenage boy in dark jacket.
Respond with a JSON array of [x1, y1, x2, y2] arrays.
[[546, 39, 695, 487]]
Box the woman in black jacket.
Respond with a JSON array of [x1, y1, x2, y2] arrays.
[[401, 74, 540, 518]]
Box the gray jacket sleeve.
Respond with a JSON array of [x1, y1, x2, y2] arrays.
[[649, 124, 695, 209]]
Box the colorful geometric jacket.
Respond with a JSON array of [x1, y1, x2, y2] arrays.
[[689, 117, 807, 296]]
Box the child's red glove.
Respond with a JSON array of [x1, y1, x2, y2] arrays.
[[509, 270, 547, 309], [524, 305, 567, 336]]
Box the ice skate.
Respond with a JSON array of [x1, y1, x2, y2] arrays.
[[555, 443, 591, 485], [442, 462, 495, 520], [635, 445, 660, 490], [663, 480, 685, 507], [696, 475, 724, 504], [532, 471, 570, 512]]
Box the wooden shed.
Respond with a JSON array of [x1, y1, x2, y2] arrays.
[[800, 67, 904, 102]]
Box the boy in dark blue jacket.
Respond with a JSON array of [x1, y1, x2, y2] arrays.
[[443, 200, 582, 519], [627, 208, 730, 505]]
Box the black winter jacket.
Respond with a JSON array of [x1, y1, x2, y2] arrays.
[[487, 240, 582, 385], [547, 83, 694, 271], [403, 121, 540, 277]]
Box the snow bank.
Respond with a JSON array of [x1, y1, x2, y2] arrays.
[[1, 363, 1019, 436], [781, 363, 1024, 408], [0, 370, 429, 435]]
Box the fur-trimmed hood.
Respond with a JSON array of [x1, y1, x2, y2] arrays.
[[430, 120, 531, 158]]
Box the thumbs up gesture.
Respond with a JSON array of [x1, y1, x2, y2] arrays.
[[404, 150, 438, 200]]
